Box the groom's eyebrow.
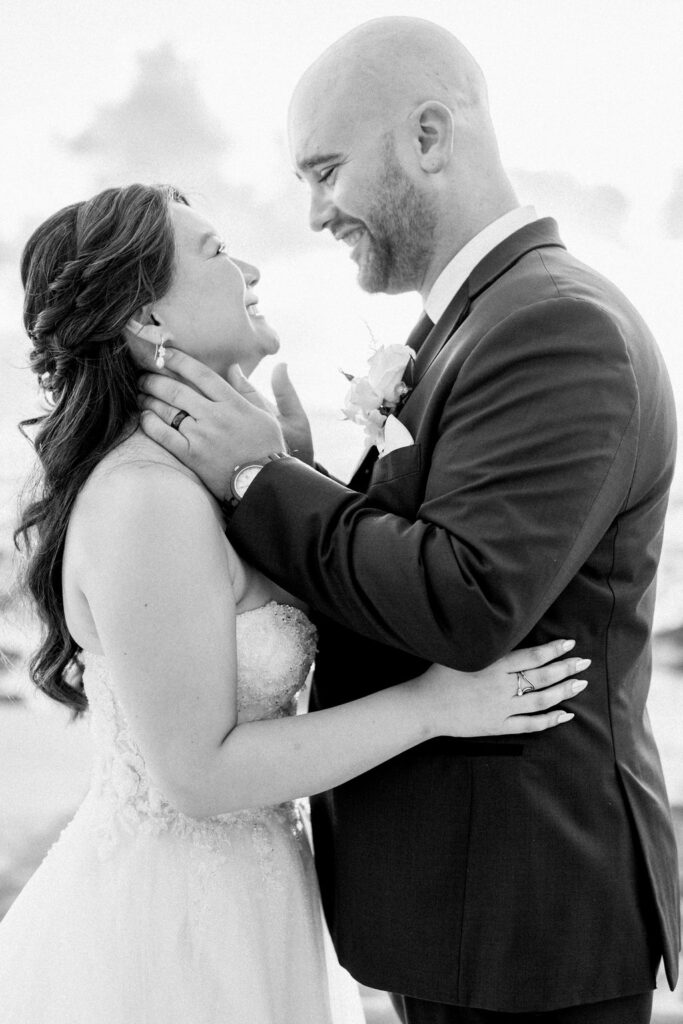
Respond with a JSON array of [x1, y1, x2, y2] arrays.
[[294, 152, 343, 178]]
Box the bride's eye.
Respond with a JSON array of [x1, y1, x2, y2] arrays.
[[216, 241, 227, 256]]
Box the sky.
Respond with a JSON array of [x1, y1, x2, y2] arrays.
[[0, 0, 682, 636], [1, 0, 682, 235], [1, 0, 682, 488]]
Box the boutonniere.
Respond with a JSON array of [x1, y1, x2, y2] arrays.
[[342, 343, 414, 449]]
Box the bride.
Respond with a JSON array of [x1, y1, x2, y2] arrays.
[[0, 184, 588, 1024]]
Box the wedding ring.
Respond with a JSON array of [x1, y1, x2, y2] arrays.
[[171, 410, 190, 431], [515, 670, 535, 697]]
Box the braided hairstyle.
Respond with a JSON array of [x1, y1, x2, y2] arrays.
[[15, 183, 187, 714]]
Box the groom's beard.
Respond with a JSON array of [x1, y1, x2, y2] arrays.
[[356, 153, 438, 295]]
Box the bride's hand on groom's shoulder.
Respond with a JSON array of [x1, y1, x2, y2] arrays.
[[415, 638, 591, 739]]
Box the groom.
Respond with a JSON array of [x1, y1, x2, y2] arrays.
[[139, 17, 679, 1023]]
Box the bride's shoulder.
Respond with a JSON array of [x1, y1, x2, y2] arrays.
[[79, 430, 207, 507], [64, 430, 249, 612], [71, 429, 226, 549], [87, 429, 197, 485]]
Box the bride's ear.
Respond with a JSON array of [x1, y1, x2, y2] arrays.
[[125, 309, 172, 369], [125, 310, 164, 347]]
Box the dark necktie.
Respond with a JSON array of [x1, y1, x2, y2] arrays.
[[403, 312, 433, 390], [406, 312, 433, 355]]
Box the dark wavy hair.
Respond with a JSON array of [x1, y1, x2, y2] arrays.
[[14, 183, 188, 714]]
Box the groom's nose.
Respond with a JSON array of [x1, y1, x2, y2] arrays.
[[308, 188, 336, 233]]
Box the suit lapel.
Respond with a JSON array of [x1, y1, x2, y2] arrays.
[[401, 218, 566, 413], [349, 218, 566, 486], [410, 284, 470, 388]]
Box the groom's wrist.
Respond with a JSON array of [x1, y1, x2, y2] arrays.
[[220, 451, 290, 521]]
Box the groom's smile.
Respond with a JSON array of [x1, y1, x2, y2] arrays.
[[288, 67, 439, 295], [334, 223, 370, 266], [335, 225, 365, 249]]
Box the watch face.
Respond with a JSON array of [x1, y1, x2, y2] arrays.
[[234, 464, 263, 499]]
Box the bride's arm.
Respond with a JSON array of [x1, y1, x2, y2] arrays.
[[79, 463, 585, 819]]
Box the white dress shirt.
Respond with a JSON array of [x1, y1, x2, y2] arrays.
[[424, 206, 538, 324]]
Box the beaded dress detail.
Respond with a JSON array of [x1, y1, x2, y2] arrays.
[[0, 603, 364, 1024]]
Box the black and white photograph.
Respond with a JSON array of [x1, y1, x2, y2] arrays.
[[0, 2, 681, 1021]]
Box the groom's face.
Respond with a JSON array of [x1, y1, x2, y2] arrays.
[[290, 99, 436, 295]]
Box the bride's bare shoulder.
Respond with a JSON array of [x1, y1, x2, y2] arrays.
[[75, 430, 210, 511], [69, 429, 226, 550], [67, 429, 248, 587], [85, 429, 200, 488]]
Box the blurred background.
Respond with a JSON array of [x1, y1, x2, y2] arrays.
[[0, 1, 681, 1020]]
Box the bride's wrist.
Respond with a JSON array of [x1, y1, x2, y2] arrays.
[[403, 676, 440, 742]]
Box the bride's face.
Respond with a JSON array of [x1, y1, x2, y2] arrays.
[[151, 203, 280, 378]]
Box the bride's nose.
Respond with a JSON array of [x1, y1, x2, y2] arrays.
[[235, 259, 260, 288]]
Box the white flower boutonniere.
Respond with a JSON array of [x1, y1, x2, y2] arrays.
[[342, 343, 414, 449]]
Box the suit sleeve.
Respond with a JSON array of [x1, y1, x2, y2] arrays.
[[227, 298, 639, 670]]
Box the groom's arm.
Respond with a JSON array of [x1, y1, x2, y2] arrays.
[[226, 298, 647, 671]]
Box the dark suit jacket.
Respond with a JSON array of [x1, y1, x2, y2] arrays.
[[227, 219, 680, 1012]]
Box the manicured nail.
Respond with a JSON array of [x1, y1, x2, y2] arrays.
[[561, 640, 575, 651], [576, 658, 591, 671], [557, 712, 574, 722], [571, 680, 588, 693], [163, 347, 173, 361]]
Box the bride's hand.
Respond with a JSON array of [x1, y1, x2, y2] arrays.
[[415, 639, 589, 738]]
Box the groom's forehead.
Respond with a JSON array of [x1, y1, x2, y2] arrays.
[[288, 97, 368, 167]]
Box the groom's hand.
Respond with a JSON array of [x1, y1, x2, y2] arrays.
[[270, 363, 314, 466], [138, 348, 287, 501]]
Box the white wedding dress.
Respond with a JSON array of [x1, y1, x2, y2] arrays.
[[0, 602, 364, 1024]]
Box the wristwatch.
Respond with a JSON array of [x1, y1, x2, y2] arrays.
[[222, 451, 289, 518]]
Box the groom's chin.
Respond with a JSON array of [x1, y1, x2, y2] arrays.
[[355, 247, 406, 295], [356, 264, 405, 296], [356, 261, 387, 295]]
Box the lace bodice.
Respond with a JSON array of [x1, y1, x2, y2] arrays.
[[80, 602, 317, 858]]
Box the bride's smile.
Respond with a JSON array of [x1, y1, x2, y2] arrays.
[[139, 202, 280, 380]]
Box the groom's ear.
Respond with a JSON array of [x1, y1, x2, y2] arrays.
[[411, 101, 454, 174]]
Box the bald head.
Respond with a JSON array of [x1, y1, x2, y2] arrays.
[[289, 17, 518, 298], [290, 17, 490, 142]]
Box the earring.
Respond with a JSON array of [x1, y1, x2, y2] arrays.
[[155, 334, 167, 370]]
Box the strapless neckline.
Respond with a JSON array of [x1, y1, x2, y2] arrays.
[[81, 600, 306, 662]]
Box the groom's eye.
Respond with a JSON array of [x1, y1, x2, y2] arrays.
[[318, 166, 337, 184]]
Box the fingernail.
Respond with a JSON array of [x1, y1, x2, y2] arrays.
[[576, 658, 591, 671], [561, 640, 575, 651], [557, 712, 574, 722], [571, 680, 588, 693], [164, 348, 173, 361]]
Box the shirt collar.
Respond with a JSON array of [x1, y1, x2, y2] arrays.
[[424, 206, 538, 324]]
